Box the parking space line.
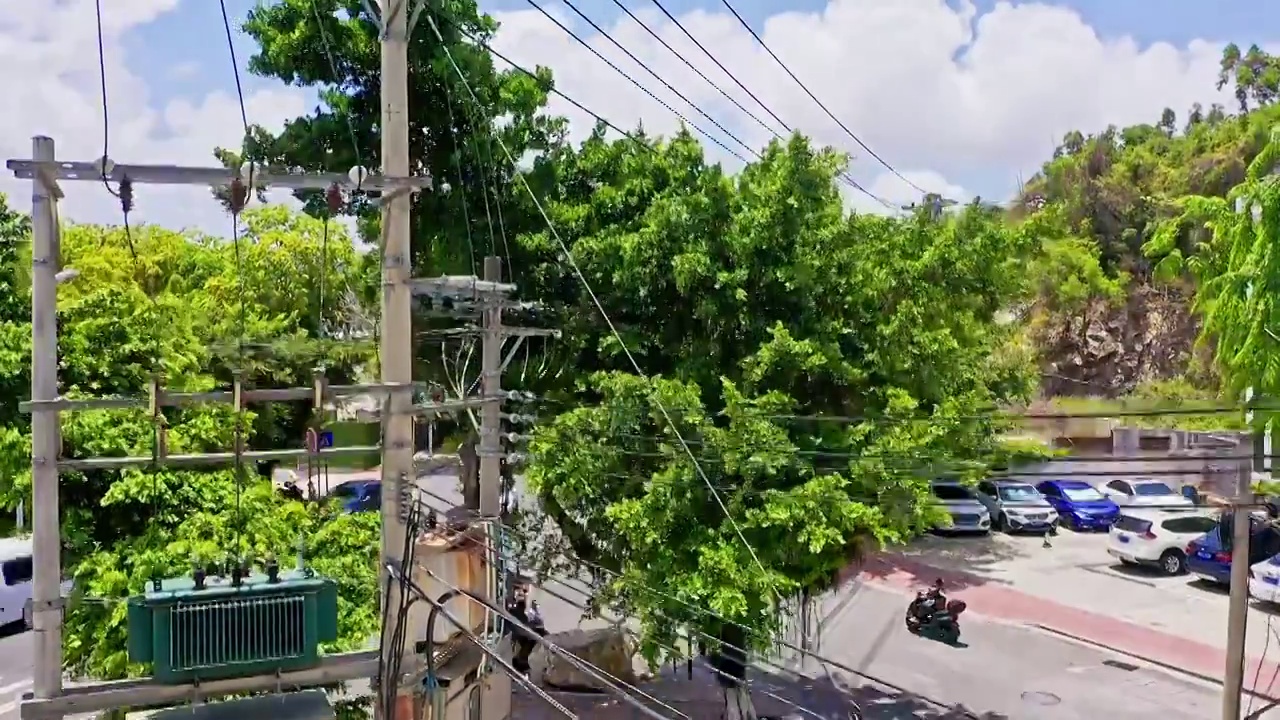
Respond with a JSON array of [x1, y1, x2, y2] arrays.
[[1079, 564, 1160, 587]]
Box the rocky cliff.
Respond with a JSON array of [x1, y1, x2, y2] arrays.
[[1037, 283, 1199, 397]]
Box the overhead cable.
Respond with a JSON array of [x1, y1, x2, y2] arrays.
[[645, 0, 793, 135], [387, 566, 579, 719], [390, 561, 679, 720], [528, 393, 1280, 424], [525, 0, 893, 208], [425, 12, 780, 601], [608, 0, 873, 198], [716, 0, 928, 195], [407, 512, 838, 720], [549, 0, 760, 159]]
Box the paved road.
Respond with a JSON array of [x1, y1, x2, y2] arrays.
[[520, 579, 1272, 719], [0, 627, 31, 720]]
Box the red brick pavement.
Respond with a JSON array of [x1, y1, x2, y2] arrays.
[[857, 553, 1280, 698]]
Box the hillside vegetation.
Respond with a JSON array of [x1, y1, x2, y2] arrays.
[[1019, 43, 1280, 411]]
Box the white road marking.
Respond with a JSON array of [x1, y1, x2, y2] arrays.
[[0, 679, 33, 716]]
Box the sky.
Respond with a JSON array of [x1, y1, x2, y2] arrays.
[[0, 0, 1273, 233]]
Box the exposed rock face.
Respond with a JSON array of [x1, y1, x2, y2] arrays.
[[529, 627, 637, 691], [1038, 282, 1199, 397]]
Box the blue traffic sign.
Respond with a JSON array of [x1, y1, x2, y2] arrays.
[[319, 430, 334, 449]]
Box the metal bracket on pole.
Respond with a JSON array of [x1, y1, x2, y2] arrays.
[[498, 328, 559, 373]]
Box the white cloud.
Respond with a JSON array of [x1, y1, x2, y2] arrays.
[[488, 0, 1254, 211], [1, 0, 1267, 232], [0, 0, 308, 233]]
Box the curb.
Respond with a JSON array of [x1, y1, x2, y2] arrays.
[[1030, 622, 1280, 704]]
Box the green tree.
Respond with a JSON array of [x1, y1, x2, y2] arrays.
[[238, 0, 561, 274], [1219, 43, 1280, 112], [0, 205, 382, 680], [519, 130, 1042, 657], [1143, 126, 1280, 401]]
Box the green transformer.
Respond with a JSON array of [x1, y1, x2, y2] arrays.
[[127, 570, 338, 684]]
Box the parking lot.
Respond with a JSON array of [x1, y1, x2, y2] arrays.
[[894, 526, 1280, 662]]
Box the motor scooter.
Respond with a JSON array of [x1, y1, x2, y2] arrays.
[[905, 589, 966, 645]]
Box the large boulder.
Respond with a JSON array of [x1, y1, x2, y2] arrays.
[[530, 627, 637, 691]]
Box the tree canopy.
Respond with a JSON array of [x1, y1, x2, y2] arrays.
[[8, 0, 1280, 696], [0, 199, 380, 679]]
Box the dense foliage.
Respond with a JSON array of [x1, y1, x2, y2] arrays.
[[515, 130, 1046, 654], [6, 0, 1279, 691], [0, 201, 380, 678]]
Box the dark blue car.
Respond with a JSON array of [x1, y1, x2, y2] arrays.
[[1034, 480, 1119, 531], [332, 480, 381, 513], [1186, 512, 1280, 585]]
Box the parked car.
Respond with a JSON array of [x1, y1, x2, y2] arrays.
[[1034, 480, 1120, 531], [976, 480, 1058, 533], [1107, 509, 1219, 575], [1249, 555, 1280, 603], [930, 482, 991, 534], [1187, 512, 1280, 585], [1096, 478, 1194, 509], [0, 536, 74, 630], [331, 479, 381, 513]]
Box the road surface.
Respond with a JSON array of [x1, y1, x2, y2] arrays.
[[0, 628, 31, 720], [518, 578, 1273, 719], [878, 528, 1280, 692]]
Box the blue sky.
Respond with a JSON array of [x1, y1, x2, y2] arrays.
[[130, 0, 1263, 123]]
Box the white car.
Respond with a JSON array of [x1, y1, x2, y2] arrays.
[[1250, 555, 1280, 603], [1097, 478, 1195, 508], [1107, 509, 1219, 575]]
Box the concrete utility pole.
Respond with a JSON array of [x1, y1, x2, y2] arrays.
[[479, 256, 504, 519], [378, 0, 416, 717], [29, 135, 64, 715], [10, 143, 422, 720], [1223, 457, 1252, 720]]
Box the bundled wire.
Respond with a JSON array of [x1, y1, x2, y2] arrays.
[[389, 560, 678, 720]]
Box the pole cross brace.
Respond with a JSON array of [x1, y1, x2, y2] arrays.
[[6, 159, 432, 192], [20, 381, 423, 414]]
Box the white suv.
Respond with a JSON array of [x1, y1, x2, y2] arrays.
[[1107, 509, 1219, 575]]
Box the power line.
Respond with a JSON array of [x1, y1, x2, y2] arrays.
[[488, 4, 748, 165], [607, 0, 880, 205], [609, 0, 782, 141], [409, 508, 841, 720], [528, 394, 1280, 424], [414, 491, 954, 714], [716, 0, 927, 196], [394, 561, 679, 720], [528, 0, 892, 209], [644, 0, 792, 136], [551, 0, 760, 160], [426, 10, 780, 604]]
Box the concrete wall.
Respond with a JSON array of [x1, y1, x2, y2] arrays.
[[1021, 427, 1250, 497]]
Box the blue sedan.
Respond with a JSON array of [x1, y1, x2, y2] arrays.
[[1034, 480, 1119, 531], [1187, 512, 1280, 585], [331, 480, 381, 513]]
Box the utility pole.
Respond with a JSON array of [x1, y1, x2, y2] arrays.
[[29, 135, 63, 716], [479, 256, 503, 518], [10, 142, 422, 720], [1223, 456, 1252, 720], [378, 0, 416, 718]]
